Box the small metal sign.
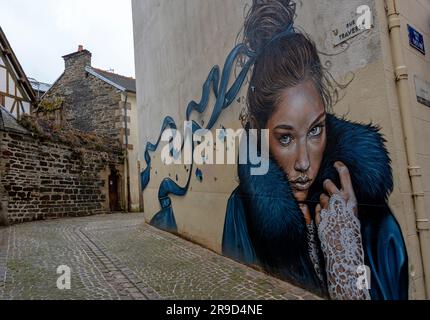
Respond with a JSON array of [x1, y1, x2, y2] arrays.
[[408, 25, 425, 55], [333, 18, 367, 46], [332, 7, 374, 48], [415, 76, 430, 108]]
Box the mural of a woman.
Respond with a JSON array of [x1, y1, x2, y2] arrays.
[[222, 0, 409, 300]]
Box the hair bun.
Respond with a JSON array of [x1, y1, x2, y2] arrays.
[[244, 0, 297, 52]]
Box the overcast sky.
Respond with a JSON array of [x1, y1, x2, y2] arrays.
[[0, 0, 135, 84]]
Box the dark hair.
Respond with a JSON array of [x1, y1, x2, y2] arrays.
[[241, 0, 334, 129]]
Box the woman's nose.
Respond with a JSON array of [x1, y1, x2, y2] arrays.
[[295, 143, 310, 173]]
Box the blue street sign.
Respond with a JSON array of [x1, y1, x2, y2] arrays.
[[408, 25, 425, 55]]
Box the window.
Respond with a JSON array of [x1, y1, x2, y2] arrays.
[[22, 101, 30, 114], [0, 67, 6, 93], [8, 72, 15, 96], [5, 96, 14, 115]]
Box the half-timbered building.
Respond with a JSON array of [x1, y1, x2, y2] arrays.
[[0, 27, 36, 119]]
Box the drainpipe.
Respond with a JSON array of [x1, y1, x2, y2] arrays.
[[386, 0, 430, 298], [123, 92, 131, 213]]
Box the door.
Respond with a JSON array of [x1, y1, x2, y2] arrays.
[[108, 169, 120, 212]]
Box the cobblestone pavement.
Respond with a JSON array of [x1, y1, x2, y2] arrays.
[[0, 213, 320, 300]]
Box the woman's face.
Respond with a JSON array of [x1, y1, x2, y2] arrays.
[[267, 80, 327, 202]]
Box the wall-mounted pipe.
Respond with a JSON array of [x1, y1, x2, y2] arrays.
[[385, 0, 430, 299]]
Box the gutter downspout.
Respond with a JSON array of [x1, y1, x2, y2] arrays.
[[386, 0, 430, 298]]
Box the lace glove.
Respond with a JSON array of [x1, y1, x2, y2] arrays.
[[318, 193, 371, 300]]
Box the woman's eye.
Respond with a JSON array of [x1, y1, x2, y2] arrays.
[[309, 125, 323, 137], [279, 135, 292, 146]]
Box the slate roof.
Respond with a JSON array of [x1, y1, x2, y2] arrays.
[[0, 106, 28, 133], [29, 78, 52, 94], [87, 67, 136, 93]]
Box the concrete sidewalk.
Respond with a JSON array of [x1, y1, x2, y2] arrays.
[[0, 213, 319, 300]]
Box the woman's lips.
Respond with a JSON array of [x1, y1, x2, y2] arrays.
[[292, 180, 312, 191]]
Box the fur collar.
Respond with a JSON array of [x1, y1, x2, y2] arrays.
[[239, 114, 393, 215], [310, 114, 393, 205]]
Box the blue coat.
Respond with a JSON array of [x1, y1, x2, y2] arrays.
[[222, 114, 409, 300]]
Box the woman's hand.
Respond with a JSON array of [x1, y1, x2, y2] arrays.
[[314, 161, 370, 300], [315, 161, 357, 223]]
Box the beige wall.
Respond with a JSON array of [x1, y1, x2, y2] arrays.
[[366, 0, 430, 299], [121, 92, 141, 212], [132, 0, 429, 298], [395, 0, 430, 226]]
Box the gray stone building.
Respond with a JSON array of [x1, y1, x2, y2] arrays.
[[42, 46, 142, 213]]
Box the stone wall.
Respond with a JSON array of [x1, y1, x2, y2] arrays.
[[0, 185, 7, 226], [0, 130, 122, 225]]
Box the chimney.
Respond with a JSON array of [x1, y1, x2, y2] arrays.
[[62, 45, 92, 71]]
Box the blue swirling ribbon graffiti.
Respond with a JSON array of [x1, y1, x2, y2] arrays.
[[140, 25, 294, 233]]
